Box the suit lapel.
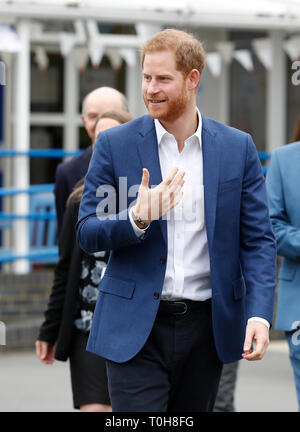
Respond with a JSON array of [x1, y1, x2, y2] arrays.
[[202, 116, 221, 253], [135, 115, 221, 249], [137, 116, 167, 244]]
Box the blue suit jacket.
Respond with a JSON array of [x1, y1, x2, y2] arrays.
[[265, 141, 300, 331], [76, 114, 276, 364]]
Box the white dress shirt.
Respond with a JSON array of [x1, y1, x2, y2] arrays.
[[129, 110, 269, 328]]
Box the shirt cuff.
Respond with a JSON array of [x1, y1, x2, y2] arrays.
[[247, 317, 270, 329], [129, 207, 148, 238]]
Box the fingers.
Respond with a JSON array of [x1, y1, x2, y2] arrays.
[[141, 168, 150, 188], [164, 167, 181, 186], [36, 340, 54, 364], [35, 340, 41, 358], [242, 322, 269, 361], [243, 325, 254, 354]]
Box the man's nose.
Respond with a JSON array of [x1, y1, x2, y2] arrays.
[[147, 79, 159, 94]]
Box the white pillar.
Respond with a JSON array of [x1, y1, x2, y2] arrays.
[[266, 31, 287, 152], [126, 52, 147, 118], [219, 57, 230, 125], [63, 49, 79, 156], [12, 20, 30, 274], [2, 53, 13, 273]]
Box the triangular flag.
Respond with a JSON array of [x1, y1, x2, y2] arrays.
[[88, 42, 104, 68], [119, 48, 137, 68], [252, 38, 272, 70], [106, 47, 123, 71], [233, 49, 254, 72], [33, 46, 49, 71], [74, 46, 89, 72], [283, 37, 300, 62], [206, 52, 222, 77], [216, 41, 234, 65], [59, 32, 76, 58]]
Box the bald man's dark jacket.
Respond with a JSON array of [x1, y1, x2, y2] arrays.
[[54, 145, 92, 233]]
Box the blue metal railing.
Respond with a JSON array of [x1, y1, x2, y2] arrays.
[[0, 148, 82, 264]]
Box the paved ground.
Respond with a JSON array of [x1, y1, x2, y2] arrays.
[[0, 341, 298, 412]]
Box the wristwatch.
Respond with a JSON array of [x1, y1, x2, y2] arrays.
[[131, 208, 150, 229]]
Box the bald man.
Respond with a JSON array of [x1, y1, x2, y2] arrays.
[[55, 87, 128, 232]]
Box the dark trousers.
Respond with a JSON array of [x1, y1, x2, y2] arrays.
[[106, 299, 223, 412]]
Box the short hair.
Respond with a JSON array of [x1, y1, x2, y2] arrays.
[[141, 28, 206, 78], [95, 110, 134, 130]]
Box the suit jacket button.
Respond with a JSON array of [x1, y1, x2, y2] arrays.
[[160, 257, 166, 264], [154, 292, 160, 300]]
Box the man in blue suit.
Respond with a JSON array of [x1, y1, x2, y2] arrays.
[[76, 29, 276, 412], [266, 141, 300, 410]]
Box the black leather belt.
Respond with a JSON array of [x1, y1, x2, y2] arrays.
[[158, 299, 211, 316]]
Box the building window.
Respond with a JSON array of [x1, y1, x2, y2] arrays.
[[30, 126, 63, 185], [30, 53, 64, 113], [229, 31, 267, 151], [79, 55, 126, 113]]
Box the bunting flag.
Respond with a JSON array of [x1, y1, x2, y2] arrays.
[[88, 42, 104, 68], [206, 52, 222, 77], [216, 41, 235, 65], [106, 47, 123, 71], [33, 46, 49, 71], [59, 32, 76, 58], [233, 49, 254, 72], [252, 38, 273, 70], [283, 36, 300, 61], [74, 46, 89, 72], [0, 24, 21, 52], [119, 48, 137, 68]]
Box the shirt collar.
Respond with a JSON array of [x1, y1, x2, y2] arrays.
[[154, 108, 202, 147]]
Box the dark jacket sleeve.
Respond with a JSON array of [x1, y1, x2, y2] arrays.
[[54, 163, 70, 235], [37, 198, 79, 345]]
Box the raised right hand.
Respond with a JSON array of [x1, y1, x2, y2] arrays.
[[133, 167, 185, 225], [35, 340, 55, 365]]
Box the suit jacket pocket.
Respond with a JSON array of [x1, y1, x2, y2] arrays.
[[232, 276, 246, 300], [99, 275, 135, 299]]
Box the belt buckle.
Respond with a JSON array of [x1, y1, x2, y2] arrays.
[[174, 301, 188, 315]]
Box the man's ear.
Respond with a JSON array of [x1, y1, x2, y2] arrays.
[[81, 114, 86, 127], [188, 69, 200, 91]]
